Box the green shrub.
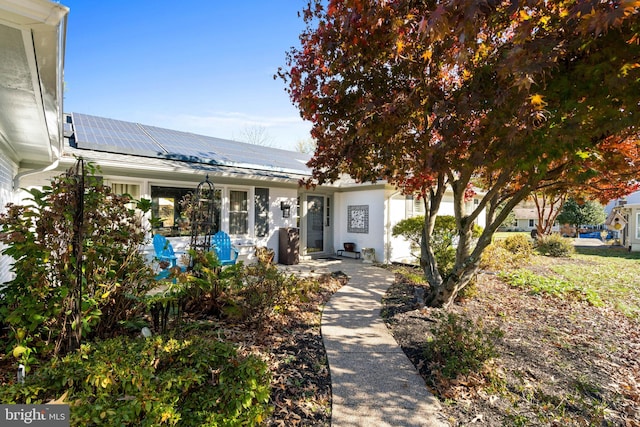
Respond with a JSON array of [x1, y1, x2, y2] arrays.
[[392, 215, 483, 278], [501, 234, 533, 257], [536, 233, 575, 257], [0, 162, 155, 361], [456, 276, 478, 301], [425, 312, 503, 379], [148, 256, 303, 330], [233, 262, 298, 325], [480, 243, 519, 271], [0, 335, 271, 426], [480, 234, 533, 272]]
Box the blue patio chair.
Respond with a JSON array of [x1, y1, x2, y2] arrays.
[[152, 234, 185, 279], [212, 231, 239, 266]]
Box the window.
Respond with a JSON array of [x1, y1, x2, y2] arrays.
[[326, 198, 331, 227], [529, 219, 535, 228], [254, 188, 269, 237], [151, 186, 220, 237], [405, 195, 425, 217], [111, 183, 140, 209], [229, 190, 248, 235], [111, 183, 140, 199], [636, 213, 640, 239], [414, 197, 425, 215]]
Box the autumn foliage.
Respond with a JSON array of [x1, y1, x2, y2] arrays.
[[280, 0, 640, 307]]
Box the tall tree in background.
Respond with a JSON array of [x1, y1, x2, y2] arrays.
[[280, 0, 640, 307], [295, 137, 317, 154], [557, 197, 607, 234], [235, 125, 274, 147], [532, 191, 566, 236]]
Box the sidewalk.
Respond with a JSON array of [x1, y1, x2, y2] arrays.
[[319, 259, 449, 427]]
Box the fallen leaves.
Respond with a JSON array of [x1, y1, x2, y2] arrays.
[[384, 265, 640, 426], [214, 273, 342, 427]]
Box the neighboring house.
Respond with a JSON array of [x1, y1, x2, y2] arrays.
[[607, 191, 640, 251], [0, 0, 68, 284], [1, 0, 486, 283], [504, 199, 560, 233]]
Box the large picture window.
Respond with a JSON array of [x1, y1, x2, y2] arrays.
[[151, 186, 220, 237], [229, 190, 248, 235]]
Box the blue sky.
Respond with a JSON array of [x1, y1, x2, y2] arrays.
[[61, 1, 312, 151]]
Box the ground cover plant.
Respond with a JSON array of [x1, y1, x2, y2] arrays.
[[383, 245, 640, 426]]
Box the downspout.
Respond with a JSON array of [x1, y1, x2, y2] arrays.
[[12, 146, 60, 190]]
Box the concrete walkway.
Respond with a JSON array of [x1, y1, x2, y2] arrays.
[[319, 259, 449, 427]]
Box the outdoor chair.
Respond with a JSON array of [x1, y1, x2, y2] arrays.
[[152, 234, 185, 279], [212, 231, 239, 266]]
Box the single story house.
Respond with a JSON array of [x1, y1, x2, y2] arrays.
[[0, 0, 486, 285], [503, 198, 560, 233]]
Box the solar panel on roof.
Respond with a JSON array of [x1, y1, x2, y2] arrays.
[[72, 113, 166, 158], [70, 112, 312, 175]]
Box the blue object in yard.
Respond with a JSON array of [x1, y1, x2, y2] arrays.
[[212, 231, 239, 265], [579, 231, 602, 239], [152, 234, 186, 279]]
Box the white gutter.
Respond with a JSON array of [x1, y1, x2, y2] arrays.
[[12, 146, 60, 190]]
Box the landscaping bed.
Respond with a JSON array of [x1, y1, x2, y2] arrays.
[[383, 249, 640, 426], [222, 271, 344, 426], [0, 269, 343, 426]]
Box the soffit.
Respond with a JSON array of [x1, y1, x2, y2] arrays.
[[0, 0, 67, 165]]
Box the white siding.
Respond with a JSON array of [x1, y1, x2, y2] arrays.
[[334, 188, 386, 263], [265, 187, 298, 263], [386, 192, 415, 264], [0, 154, 18, 285]]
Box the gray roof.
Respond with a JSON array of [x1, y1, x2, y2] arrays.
[[67, 112, 312, 177]]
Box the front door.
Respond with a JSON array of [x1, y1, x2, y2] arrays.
[[306, 195, 325, 253]]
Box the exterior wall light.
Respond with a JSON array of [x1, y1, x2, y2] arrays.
[[280, 202, 291, 218]]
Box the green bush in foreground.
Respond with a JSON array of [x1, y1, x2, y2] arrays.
[[426, 312, 503, 379], [501, 234, 533, 258], [535, 233, 575, 257], [480, 234, 533, 272], [0, 335, 271, 426]]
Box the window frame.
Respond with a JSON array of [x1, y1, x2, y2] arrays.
[[229, 188, 249, 236]]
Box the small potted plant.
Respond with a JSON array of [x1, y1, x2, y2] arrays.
[[343, 242, 356, 252]]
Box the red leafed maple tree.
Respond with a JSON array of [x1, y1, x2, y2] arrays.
[[280, 0, 640, 307]]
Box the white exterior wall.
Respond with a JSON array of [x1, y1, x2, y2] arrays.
[[626, 206, 640, 251], [380, 190, 487, 265], [16, 169, 302, 264], [265, 187, 299, 264], [334, 188, 386, 263], [386, 192, 414, 264], [0, 153, 18, 285]]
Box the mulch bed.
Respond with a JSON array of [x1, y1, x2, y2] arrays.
[[218, 271, 345, 427], [382, 269, 640, 426]]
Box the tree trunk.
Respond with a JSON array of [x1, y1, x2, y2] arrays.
[[423, 180, 533, 308], [424, 259, 480, 308]]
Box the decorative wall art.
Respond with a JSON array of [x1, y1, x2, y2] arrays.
[[348, 205, 369, 233]]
